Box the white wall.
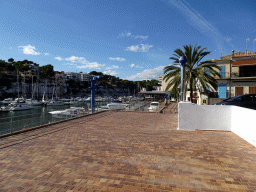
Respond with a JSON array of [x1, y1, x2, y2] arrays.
[[231, 106, 256, 147], [178, 102, 232, 131], [178, 102, 256, 147]]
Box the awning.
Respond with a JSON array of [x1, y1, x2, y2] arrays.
[[232, 59, 256, 66]]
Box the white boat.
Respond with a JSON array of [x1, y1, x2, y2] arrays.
[[2, 98, 13, 104], [70, 100, 79, 105], [47, 100, 65, 106], [8, 103, 33, 111], [11, 97, 26, 104], [61, 98, 79, 105], [0, 105, 11, 112], [26, 99, 43, 106], [49, 107, 86, 118], [101, 99, 129, 110], [75, 97, 84, 102], [85, 97, 104, 102]]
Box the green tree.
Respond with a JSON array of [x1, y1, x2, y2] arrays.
[[163, 44, 220, 101], [89, 71, 103, 77], [39, 64, 55, 78], [8, 58, 14, 63]]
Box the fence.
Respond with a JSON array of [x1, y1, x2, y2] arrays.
[[0, 109, 90, 136]]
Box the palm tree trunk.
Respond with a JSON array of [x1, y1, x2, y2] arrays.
[[190, 82, 193, 102]]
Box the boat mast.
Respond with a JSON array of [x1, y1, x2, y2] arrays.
[[23, 73, 25, 99], [37, 69, 39, 99], [32, 75, 34, 100], [17, 70, 19, 103]]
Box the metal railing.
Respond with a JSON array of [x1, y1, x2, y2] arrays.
[[0, 109, 91, 136]]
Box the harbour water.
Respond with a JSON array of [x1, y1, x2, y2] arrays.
[[0, 101, 108, 135], [0, 99, 152, 135]]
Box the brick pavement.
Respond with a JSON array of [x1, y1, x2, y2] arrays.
[[0, 107, 255, 192]]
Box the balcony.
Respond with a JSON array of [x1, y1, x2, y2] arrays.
[[214, 72, 256, 80]]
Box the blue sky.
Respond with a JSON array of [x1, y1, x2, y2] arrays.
[[1, 0, 256, 81]]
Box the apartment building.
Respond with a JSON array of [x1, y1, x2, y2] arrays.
[[212, 51, 256, 98], [63, 72, 90, 82]]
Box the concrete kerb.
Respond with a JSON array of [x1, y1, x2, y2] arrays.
[[0, 110, 108, 139]]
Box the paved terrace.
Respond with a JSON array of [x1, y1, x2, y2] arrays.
[[0, 104, 255, 192]]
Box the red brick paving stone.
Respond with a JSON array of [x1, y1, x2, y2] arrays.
[[0, 110, 256, 191]]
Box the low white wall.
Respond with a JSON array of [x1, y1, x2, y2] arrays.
[[231, 106, 256, 147], [178, 102, 232, 131], [178, 102, 256, 147]]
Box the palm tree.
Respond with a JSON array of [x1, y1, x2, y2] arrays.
[[163, 44, 221, 102]]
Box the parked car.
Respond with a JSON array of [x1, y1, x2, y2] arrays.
[[214, 94, 256, 110], [148, 102, 159, 112]]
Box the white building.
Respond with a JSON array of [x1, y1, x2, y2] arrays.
[[80, 73, 90, 82], [64, 72, 90, 82]]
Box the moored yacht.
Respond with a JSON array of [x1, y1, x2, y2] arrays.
[[47, 100, 65, 106], [101, 99, 129, 110], [2, 98, 14, 104], [49, 107, 86, 118], [11, 97, 26, 104], [8, 103, 33, 111], [26, 99, 43, 106]]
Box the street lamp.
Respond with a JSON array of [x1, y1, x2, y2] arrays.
[[179, 56, 187, 102]]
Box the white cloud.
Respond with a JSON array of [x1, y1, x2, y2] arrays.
[[18, 45, 40, 55], [64, 63, 77, 66], [106, 65, 119, 70], [55, 57, 63, 61], [126, 45, 140, 52], [135, 36, 148, 40], [126, 44, 153, 52], [130, 63, 143, 68], [126, 66, 165, 80], [109, 57, 126, 62], [119, 32, 149, 40], [103, 70, 118, 76], [65, 56, 105, 69], [44, 53, 49, 55], [65, 56, 87, 63], [119, 32, 132, 38]]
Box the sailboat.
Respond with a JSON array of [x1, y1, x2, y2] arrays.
[[26, 78, 43, 106], [9, 71, 32, 111], [47, 77, 64, 106]]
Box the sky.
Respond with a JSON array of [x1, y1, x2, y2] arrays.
[[1, 0, 256, 81]]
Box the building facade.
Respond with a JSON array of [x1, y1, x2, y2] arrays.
[[63, 72, 90, 82], [212, 51, 256, 98]]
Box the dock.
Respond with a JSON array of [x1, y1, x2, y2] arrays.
[[0, 103, 255, 191]]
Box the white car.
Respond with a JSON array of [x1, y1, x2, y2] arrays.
[[148, 102, 159, 112]]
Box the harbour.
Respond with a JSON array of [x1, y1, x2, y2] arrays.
[[0, 98, 157, 135]]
